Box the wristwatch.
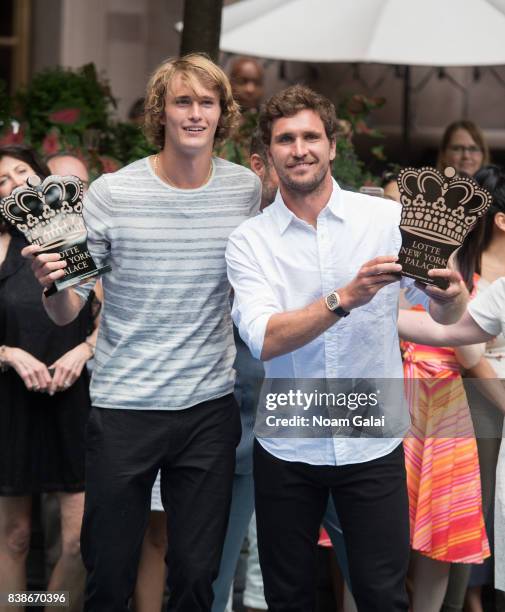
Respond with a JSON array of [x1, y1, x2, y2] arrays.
[[325, 291, 350, 318]]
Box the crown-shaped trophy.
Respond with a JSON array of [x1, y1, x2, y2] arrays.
[[397, 166, 492, 289], [0, 174, 111, 296]]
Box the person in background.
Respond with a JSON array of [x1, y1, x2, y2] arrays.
[[397, 276, 505, 605], [381, 147, 496, 612], [382, 170, 401, 202], [47, 153, 90, 188], [128, 98, 146, 125], [0, 145, 100, 612], [43, 151, 97, 611], [213, 131, 275, 612], [229, 57, 264, 112], [400, 231, 489, 612], [435, 120, 492, 611], [437, 120, 490, 177], [445, 165, 505, 612], [248, 129, 278, 210], [133, 499, 166, 612]]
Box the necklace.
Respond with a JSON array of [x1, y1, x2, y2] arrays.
[[154, 154, 213, 188]]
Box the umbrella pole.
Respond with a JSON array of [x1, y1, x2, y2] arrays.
[[402, 65, 411, 165]]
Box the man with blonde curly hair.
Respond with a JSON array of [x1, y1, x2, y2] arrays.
[[23, 53, 260, 611]]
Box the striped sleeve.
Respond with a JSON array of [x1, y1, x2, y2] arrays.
[[73, 176, 112, 301]]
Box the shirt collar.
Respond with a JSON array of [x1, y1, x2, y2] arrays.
[[271, 178, 347, 235]]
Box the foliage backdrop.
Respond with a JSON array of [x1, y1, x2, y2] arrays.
[[0, 64, 386, 187]]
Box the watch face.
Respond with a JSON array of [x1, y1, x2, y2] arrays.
[[326, 293, 339, 310]]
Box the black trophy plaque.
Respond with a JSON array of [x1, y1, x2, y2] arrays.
[[0, 174, 111, 296], [397, 166, 492, 289]]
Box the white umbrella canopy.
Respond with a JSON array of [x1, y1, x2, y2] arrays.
[[220, 0, 505, 66]]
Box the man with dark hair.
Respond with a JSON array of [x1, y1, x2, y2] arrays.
[[249, 129, 278, 210], [23, 54, 260, 612], [226, 84, 467, 611]]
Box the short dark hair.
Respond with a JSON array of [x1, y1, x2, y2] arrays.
[[454, 164, 505, 291], [259, 85, 339, 147], [249, 128, 269, 163], [474, 164, 505, 255], [128, 97, 145, 122]]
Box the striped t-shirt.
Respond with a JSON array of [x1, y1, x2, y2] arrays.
[[74, 156, 261, 410]]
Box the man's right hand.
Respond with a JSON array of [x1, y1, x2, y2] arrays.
[[21, 244, 67, 290], [339, 255, 402, 312], [21, 244, 82, 326]]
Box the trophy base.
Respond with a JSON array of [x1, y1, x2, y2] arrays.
[[400, 270, 449, 291], [44, 265, 112, 297], [398, 229, 456, 290]]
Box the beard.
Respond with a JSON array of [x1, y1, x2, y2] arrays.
[[277, 163, 328, 194]]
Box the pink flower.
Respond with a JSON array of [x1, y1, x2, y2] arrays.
[[347, 95, 367, 115], [355, 120, 371, 135], [49, 108, 81, 124], [0, 126, 25, 146], [42, 130, 61, 155]]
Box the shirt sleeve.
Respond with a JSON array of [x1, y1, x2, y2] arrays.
[[226, 226, 282, 360], [468, 278, 505, 336], [73, 176, 113, 302]]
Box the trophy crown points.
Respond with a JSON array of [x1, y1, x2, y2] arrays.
[[397, 166, 492, 246], [27, 175, 42, 188], [0, 174, 85, 245]]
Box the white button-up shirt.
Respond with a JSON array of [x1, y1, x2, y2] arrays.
[[226, 179, 427, 466]]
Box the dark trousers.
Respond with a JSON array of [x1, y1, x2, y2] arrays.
[[81, 395, 241, 612], [253, 441, 410, 612]]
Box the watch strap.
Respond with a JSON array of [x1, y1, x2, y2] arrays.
[[334, 305, 350, 318]]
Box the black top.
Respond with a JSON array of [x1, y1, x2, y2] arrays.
[[0, 234, 94, 494], [0, 235, 94, 362]]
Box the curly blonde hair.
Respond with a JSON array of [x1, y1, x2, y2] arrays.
[[144, 53, 240, 149]]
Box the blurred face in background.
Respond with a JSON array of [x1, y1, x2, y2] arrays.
[[250, 152, 279, 210], [0, 155, 37, 198], [383, 179, 401, 202], [441, 128, 484, 177], [231, 59, 264, 111], [48, 155, 90, 190]]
